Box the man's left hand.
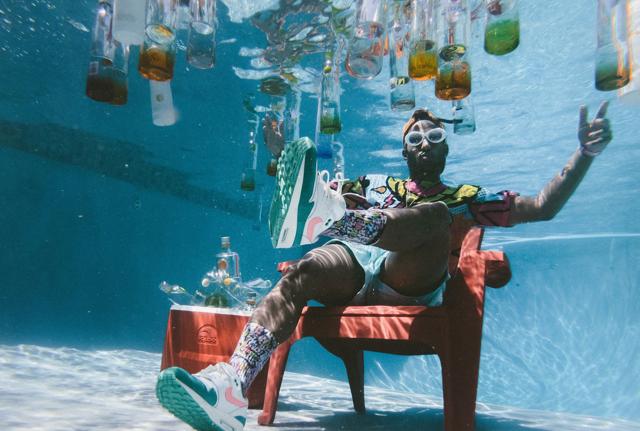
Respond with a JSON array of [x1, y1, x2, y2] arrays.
[[578, 101, 612, 157]]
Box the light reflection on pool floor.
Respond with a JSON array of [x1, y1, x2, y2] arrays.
[[1, 344, 638, 431]]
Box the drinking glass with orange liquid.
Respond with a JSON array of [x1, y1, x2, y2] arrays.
[[409, 0, 437, 80], [595, 0, 630, 91], [435, 0, 472, 100], [138, 0, 178, 81]]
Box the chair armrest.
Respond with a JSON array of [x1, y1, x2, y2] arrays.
[[481, 251, 511, 288]]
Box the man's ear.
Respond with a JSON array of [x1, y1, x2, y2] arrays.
[[402, 150, 407, 159]]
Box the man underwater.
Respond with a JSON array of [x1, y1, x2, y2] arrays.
[[155, 102, 612, 431]]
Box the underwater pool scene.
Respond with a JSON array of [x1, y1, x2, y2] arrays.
[[1, 0, 639, 430]]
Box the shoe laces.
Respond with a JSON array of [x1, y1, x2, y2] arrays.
[[198, 363, 241, 390]]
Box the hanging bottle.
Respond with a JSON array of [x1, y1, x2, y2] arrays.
[[390, 0, 415, 110], [595, 0, 631, 91], [240, 110, 259, 191], [409, 0, 438, 80], [138, 0, 178, 81], [149, 80, 177, 126], [318, 57, 342, 135], [483, 0, 520, 55], [452, 96, 476, 134], [269, 86, 302, 174], [86, 0, 116, 103], [113, 0, 146, 47], [108, 41, 130, 105], [346, 0, 387, 79], [435, 0, 472, 100], [187, 0, 217, 69], [619, 0, 640, 103], [332, 140, 346, 179]]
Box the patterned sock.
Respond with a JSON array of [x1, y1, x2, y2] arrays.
[[322, 209, 387, 245], [229, 322, 278, 396]]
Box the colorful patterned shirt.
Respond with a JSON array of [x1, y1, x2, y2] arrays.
[[334, 174, 518, 228]]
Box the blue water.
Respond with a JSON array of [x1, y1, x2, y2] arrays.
[[0, 0, 639, 428]]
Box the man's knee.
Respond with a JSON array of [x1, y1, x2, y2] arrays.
[[277, 255, 322, 300], [416, 202, 451, 237]]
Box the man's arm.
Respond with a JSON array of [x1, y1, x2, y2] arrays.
[[508, 101, 612, 225]]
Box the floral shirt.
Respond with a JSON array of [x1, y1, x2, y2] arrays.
[[334, 174, 518, 228]]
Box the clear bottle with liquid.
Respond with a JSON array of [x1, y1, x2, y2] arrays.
[[483, 0, 520, 56], [595, 0, 631, 91], [138, 0, 178, 81], [345, 0, 387, 79], [240, 110, 259, 191], [318, 57, 342, 135], [435, 0, 472, 100], [187, 0, 217, 69], [409, 0, 438, 80], [86, 0, 115, 103], [216, 236, 241, 284], [452, 97, 476, 135], [389, 0, 415, 110]]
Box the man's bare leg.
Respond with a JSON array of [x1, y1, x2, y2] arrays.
[[251, 243, 364, 341]]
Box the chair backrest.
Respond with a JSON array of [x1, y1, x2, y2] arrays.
[[447, 218, 477, 276]]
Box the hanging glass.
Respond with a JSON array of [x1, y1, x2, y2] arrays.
[[435, 0, 472, 100], [452, 97, 476, 135], [409, 0, 438, 80], [619, 0, 640, 103], [389, 0, 415, 110], [345, 0, 387, 79], [187, 0, 217, 69], [483, 0, 520, 55], [595, 0, 631, 91], [138, 0, 178, 81]]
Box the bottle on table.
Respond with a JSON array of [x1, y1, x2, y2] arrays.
[[216, 236, 241, 285]]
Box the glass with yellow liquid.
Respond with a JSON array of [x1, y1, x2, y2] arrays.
[[409, 0, 437, 80], [484, 0, 520, 56], [435, 0, 472, 100], [594, 0, 630, 91]]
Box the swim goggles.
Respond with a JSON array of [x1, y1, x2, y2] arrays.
[[404, 127, 447, 147]]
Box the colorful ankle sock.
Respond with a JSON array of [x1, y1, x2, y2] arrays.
[[229, 322, 278, 396], [322, 209, 387, 245]]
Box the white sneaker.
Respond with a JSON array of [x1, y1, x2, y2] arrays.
[[300, 170, 347, 246], [269, 137, 346, 248], [156, 363, 248, 431]]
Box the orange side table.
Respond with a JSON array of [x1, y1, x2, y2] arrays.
[[160, 305, 268, 409]]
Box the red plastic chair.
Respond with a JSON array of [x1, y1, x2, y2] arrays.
[[258, 226, 511, 431]]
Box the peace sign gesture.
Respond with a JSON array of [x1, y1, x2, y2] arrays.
[[578, 101, 612, 157]]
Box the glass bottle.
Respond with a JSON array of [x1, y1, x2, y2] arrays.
[[138, 0, 178, 81], [318, 58, 342, 135], [435, 0, 472, 100], [345, 0, 387, 79], [85, 0, 116, 103], [483, 0, 519, 55], [390, 0, 415, 110], [618, 0, 640, 103], [149, 80, 177, 126], [108, 41, 130, 105], [409, 0, 438, 80], [216, 236, 241, 284], [240, 111, 259, 191], [113, 0, 146, 46], [187, 0, 217, 69], [452, 97, 476, 134], [595, 0, 631, 91]]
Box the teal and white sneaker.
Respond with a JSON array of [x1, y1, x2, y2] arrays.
[[269, 137, 346, 248], [156, 363, 248, 431]]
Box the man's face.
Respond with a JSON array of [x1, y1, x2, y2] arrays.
[[403, 119, 449, 178]]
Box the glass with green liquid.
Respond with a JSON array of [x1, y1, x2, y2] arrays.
[[318, 58, 342, 135], [484, 0, 520, 56]]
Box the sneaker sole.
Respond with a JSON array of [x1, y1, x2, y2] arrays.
[[269, 137, 317, 248], [156, 369, 244, 431]]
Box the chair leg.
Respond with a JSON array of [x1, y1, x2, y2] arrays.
[[440, 337, 481, 431], [341, 348, 365, 414], [258, 339, 294, 425]]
